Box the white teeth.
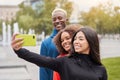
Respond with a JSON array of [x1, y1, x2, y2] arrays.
[[64, 45, 70, 48], [74, 46, 80, 49]]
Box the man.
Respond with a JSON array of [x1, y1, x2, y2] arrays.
[[40, 8, 68, 80]]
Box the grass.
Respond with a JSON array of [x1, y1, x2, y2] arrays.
[[102, 57, 120, 80]]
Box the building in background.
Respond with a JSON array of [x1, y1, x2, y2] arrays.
[[0, 5, 19, 21], [0, 0, 24, 21], [0, 0, 42, 22]]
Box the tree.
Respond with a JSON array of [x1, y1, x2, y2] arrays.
[[113, 6, 120, 33], [79, 2, 120, 34], [15, 0, 73, 35], [34, 0, 73, 35], [16, 3, 36, 33]]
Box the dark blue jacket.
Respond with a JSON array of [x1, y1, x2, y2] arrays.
[[40, 28, 59, 80]]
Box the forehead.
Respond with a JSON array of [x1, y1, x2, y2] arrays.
[[52, 11, 66, 18], [75, 31, 85, 37], [61, 31, 70, 37]]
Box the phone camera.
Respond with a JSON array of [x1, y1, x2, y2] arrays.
[[33, 36, 35, 39]]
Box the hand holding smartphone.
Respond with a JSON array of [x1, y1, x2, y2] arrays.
[[16, 34, 36, 46]]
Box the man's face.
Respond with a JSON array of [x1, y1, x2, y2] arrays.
[[52, 11, 67, 31]]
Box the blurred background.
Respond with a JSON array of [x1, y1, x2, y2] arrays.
[[0, 0, 120, 80]]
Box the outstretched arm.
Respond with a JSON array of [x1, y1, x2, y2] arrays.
[[14, 48, 60, 71], [11, 33, 61, 71]]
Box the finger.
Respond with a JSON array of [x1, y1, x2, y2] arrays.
[[11, 38, 23, 46], [11, 38, 23, 50], [13, 41, 24, 50], [12, 33, 19, 41]]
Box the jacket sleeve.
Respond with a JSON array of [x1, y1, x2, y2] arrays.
[[15, 48, 61, 71]]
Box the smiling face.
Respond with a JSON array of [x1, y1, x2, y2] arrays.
[[73, 31, 90, 54], [61, 32, 71, 52], [52, 11, 67, 31]]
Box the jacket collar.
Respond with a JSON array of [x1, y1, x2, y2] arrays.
[[50, 28, 58, 38]]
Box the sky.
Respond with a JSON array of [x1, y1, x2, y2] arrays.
[[68, 0, 120, 22], [70, 0, 120, 12], [0, 0, 24, 6], [0, 0, 119, 11]]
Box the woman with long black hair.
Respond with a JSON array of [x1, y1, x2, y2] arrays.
[[11, 26, 107, 80]]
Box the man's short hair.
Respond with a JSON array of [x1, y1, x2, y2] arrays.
[[52, 8, 67, 17]]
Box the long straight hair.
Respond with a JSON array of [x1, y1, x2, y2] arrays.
[[71, 27, 102, 65]]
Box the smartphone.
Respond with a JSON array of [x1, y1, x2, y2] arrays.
[[16, 34, 36, 46]]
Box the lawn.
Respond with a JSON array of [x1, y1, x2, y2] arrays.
[[102, 57, 120, 80]]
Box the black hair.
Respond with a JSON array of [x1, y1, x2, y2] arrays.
[[70, 27, 102, 65]]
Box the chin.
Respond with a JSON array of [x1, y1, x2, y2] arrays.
[[75, 50, 80, 53], [56, 29, 61, 31], [65, 48, 70, 52], [57, 28, 63, 31]]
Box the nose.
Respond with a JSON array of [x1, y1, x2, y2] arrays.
[[63, 40, 67, 44], [55, 18, 60, 22], [74, 39, 79, 44]]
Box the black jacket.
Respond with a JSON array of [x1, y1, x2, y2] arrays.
[[15, 48, 107, 80]]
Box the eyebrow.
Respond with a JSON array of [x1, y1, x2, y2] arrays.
[[76, 35, 84, 38]]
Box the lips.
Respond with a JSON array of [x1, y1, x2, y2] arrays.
[[64, 44, 70, 48], [74, 45, 81, 50], [64, 45, 70, 51], [63, 43, 70, 49]]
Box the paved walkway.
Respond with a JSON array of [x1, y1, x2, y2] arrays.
[[0, 46, 40, 80], [100, 39, 120, 58], [0, 38, 120, 80]]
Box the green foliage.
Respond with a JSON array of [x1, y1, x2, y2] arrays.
[[35, 0, 72, 35], [79, 3, 120, 34], [18, 15, 35, 32], [17, 3, 36, 18], [35, 0, 57, 35], [15, 0, 72, 35], [102, 57, 120, 80], [57, 0, 73, 19], [112, 12, 120, 33], [16, 3, 37, 33]]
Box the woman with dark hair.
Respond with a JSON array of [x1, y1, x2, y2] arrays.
[[54, 24, 81, 54], [70, 27, 101, 65], [53, 24, 81, 80], [11, 27, 107, 80]]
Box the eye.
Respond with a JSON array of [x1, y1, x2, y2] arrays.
[[53, 18, 56, 21], [79, 38, 84, 40], [66, 37, 71, 40], [61, 39, 64, 42], [58, 16, 63, 20]]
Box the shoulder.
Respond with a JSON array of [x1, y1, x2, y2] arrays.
[[58, 56, 72, 63], [94, 64, 106, 70], [57, 53, 68, 58], [57, 56, 68, 61], [41, 37, 52, 44], [100, 65, 107, 73], [94, 65, 107, 75], [98, 65, 106, 71]]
